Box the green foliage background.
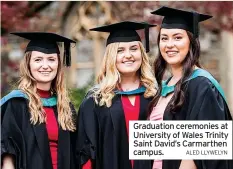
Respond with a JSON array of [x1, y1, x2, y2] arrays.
[[68, 77, 94, 112], [69, 86, 91, 112]]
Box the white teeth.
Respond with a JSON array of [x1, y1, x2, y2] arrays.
[[167, 51, 178, 55], [40, 72, 50, 75], [123, 61, 134, 64]]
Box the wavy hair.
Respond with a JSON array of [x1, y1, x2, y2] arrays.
[[149, 30, 202, 114], [93, 41, 157, 107], [18, 51, 75, 131]]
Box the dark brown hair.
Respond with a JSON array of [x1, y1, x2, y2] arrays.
[[149, 30, 202, 114]]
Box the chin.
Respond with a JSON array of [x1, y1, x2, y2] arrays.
[[38, 80, 53, 84], [165, 59, 181, 65], [168, 62, 183, 68], [120, 70, 134, 74], [37, 77, 54, 83]]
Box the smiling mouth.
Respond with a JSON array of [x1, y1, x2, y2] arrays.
[[39, 71, 51, 75], [122, 61, 135, 64], [166, 51, 178, 56]]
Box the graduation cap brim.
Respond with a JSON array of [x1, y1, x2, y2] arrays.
[[90, 21, 156, 32], [10, 32, 76, 43], [11, 32, 76, 66], [151, 6, 212, 38], [90, 21, 156, 52]]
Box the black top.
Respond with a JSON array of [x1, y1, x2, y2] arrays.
[[151, 6, 212, 38], [90, 21, 156, 52], [76, 93, 153, 169], [162, 76, 232, 169], [1, 98, 77, 169]]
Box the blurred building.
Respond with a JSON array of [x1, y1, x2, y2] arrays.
[[1, 1, 233, 114]]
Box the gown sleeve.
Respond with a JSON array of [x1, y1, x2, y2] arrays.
[[76, 97, 98, 169], [186, 77, 232, 120], [1, 98, 27, 169], [186, 78, 232, 169]]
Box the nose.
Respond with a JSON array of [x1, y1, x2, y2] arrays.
[[166, 39, 175, 48], [41, 60, 49, 69], [124, 49, 133, 59]]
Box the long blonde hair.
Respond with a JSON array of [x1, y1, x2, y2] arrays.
[[18, 52, 75, 131], [93, 41, 157, 107]]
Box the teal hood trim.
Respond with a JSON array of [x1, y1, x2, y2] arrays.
[[114, 86, 146, 95], [1, 90, 57, 107], [161, 69, 226, 101]]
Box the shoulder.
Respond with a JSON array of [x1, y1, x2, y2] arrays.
[[79, 95, 96, 112], [1, 97, 28, 122], [1, 90, 28, 108], [185, 76, 225, 101], [186, 76, 214, 90], [84, 85, 100, 99], [185, 69, 225, 96]]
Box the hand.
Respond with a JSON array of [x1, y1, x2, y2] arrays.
[[179, 160, 197, 169], [2, 155, 15, 169]]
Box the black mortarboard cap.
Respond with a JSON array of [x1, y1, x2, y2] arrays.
[[10, 32, 76, 66], [90, 21, 156, 52], [151, 6, 212, 38]]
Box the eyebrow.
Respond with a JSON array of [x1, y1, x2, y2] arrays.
[[173, 33, 183, 36], [32, 55, 57, 59], [161, 33, 183, 36], [48, 55, 57, 58], [130, 45, 138, 48], [32, 56, 43, 59], [118, 44, 138, 48]]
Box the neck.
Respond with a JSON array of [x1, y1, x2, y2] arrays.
[[36, 82, 51, 91], [168, 65, 183, 85], [120, 73, 140, 91], [169, 65, 198, 85]]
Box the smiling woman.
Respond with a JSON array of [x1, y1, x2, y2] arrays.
[[116, 41, 142, 77], [29, 51, 59, 90], [159, 29, 190, 67], [1, 32, 77, 169], [76, 21, 157, 169], [149, 6, 232, 169]]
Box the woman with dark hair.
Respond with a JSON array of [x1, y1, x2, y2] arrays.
[[149, 6, 232, 169], [1, 32, 77, 169]]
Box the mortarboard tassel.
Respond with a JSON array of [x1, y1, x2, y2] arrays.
[[193, 11, 199, 38], [63, 42, 71, 67], [145, 24, 150, 53]]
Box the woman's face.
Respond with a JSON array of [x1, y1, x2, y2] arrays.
[[159, 28, 190, 68], [116, 41, 142, 76], [30, 51, 58, 88]]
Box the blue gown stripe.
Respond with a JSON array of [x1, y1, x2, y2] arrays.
[[161, 69, 226, 101], [1, 90, 57, 107], [114, 86, 146, 95]]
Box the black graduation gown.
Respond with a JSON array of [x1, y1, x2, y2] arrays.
[[1, 97, 77, 169], [76, 94, 153, 169], [162, 76, 233, 169]]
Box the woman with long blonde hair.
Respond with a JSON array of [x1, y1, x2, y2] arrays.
[[1, 32, 77, 169], [76, 21, 157, 169]]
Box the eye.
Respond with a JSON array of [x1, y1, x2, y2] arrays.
[[161, 37, 168, 41], [48, 58, 56, 61], [34, 58, 42, 62], [131, 47, 138, 51], [174, 36, 182, 40], [117, 49, 123, 54]]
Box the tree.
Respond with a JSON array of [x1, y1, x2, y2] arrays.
[[109, 1, 233, 32], [1, 1, 53, 35]]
